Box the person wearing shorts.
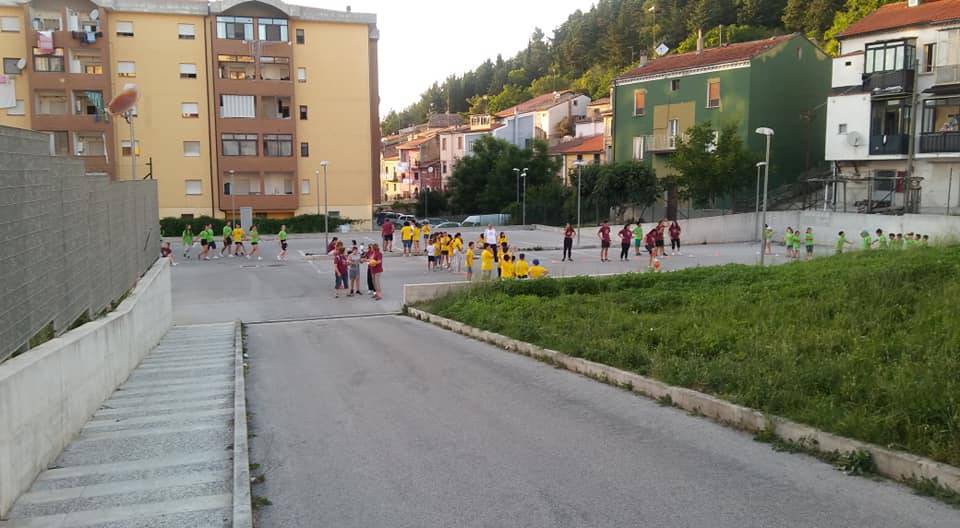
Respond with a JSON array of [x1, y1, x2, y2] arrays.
[[333, 247, 348, 298], [400, 221, 413, 256], [381, 221, 394, 253], [199, 224, 209, 259], [633, 223, 644, 256], [598, 222, 611, 262], [644, 228, 657, 270], [277, 225, 288, 261], [221, 222, 233, 257], [654, 221, 666, 257]]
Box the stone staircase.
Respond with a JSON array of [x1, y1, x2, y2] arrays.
[[0, 323, 246, 528]]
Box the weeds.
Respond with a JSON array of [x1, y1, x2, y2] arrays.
[[421, 246, 960, 467], [903, 476, 960, 507], [252, 496, 272, 509]]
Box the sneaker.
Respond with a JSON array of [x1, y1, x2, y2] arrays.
[[258, 256, 262, 261]]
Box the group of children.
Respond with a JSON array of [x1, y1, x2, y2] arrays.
[[426, 231, 465, 272], [398, 221, 432, 257], [764, 224, 931, 259], [169, 222, 289, 264], [419, 228, 550, 281]]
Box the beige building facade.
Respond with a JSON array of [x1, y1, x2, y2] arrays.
[[0, 0, 380, 223]]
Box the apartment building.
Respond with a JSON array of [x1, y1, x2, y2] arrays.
[[0, 0, 380, 223], [825, 0, 960, 213], [492, 90, 590, 148]]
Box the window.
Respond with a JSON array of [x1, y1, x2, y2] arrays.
[[296, 28, 304, 44], [670, 79, 680, 91], [181, 102, 199, 118], [796, 47, 803, 60], [923, 43, 936, 74], [838, 123, 848, 134], [32, 15, 61, 31], [441, 137, 447, 150], [921, 97, 960, 134], [179, 63, 197, 79], [216, 16, 253, 40], [178, 23, 196, 40], [220, 95, 255, 118], [258, 18, 288, 42], [43, 131, 69, 155], [259, 56, 290, 80], [870, 98, 911, 137], [222, 133, 257, 156], [300, 141, 309, 157], [301, 179, 310, 194], [33, 47, 64, 72], [442, 161, 448, 174], [633, 90, 645, 116], [1, 16, 20, 32], [7, 99, 24, 116], [120, 140, 140, 156], [707, 79, 721, 108], [297, 67, 306, 82], [3, 57, 19, 74], [632, 136, 644, 160], [457, 136, 463, 150], [185, 180, 202, 195], [263, 134, 293, 157], [262, 96, 290, 118], [73, 90, 103, 116], [183, 141, 201, 157], [115, 21, 134, 37], [35, 91, 67, 114], [864, 40, 915, 74], [299, 105, 307, 120], [117, 61, 135, 77]]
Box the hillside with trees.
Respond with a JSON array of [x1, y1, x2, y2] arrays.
[[381, 0, 897, 135]]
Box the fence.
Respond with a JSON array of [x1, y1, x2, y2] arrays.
[[0, 126, 159, 363]]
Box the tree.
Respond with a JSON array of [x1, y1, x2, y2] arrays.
[[486, 84, 531, 114], [571, 161, 659, 222], [676, 24, 781, 53], [823, 0, 898, 55], [447, 136, 560, 214], [737, 0, 788, 27], [530, 74, 572, 96], [667, 121, 758, 208], [381, 110, 401, 136]]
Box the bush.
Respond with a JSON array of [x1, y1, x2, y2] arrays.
[[160, 214, 353, 237], [422, 246, 960, 466]]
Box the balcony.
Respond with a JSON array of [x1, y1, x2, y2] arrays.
[[936, 64, 960, 85], [863, 69, 915, 94], [644, 133, 687, 153], [919, 132, 960, 154], [869, 134, 909, 155]]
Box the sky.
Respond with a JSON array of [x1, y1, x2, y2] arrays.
[[298, 0, 598, 117]]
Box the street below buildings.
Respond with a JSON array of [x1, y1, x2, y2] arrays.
[[166, 229, 960, 528]]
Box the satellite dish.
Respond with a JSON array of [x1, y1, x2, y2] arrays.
[[107, 84, 139, 115], [846, 131, 864, 147], [15, 58, 26, 71], [90, 9, 99, 20]]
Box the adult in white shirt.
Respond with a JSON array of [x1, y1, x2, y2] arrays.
[[484, 224, 498, 258]]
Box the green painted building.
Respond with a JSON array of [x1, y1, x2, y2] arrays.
[[612, 34, 832, 200]]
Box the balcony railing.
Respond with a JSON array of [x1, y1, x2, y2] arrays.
[[644, 133, 687, 152], [869, 133, 909, 155], [919, 132, 960, 153], [936, 64, 960, 85], [863, 69, 915, 94]]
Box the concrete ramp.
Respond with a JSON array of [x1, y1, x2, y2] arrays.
[[0, 323, 248, 527]]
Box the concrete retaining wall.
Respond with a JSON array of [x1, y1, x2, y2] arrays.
[[408, 307, 960, 496], [0, 259, 172, 517], [677, 211, 960, 246], [402, 281, 473, 306]]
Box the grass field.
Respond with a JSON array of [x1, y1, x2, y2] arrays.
[[420, 246, 960, 467]]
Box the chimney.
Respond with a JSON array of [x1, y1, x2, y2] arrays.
[[907, 0, 921, 6], [639, 55, 648, 67], [696, 29, 704, 54]]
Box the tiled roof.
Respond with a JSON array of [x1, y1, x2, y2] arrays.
[[617, 35, 796, 81], [396, 135, 435, 150], [550, 135, 605, 155], [494, 91, 583, 118], [839, 0, 960, 38], [588, 97, 611, 106]]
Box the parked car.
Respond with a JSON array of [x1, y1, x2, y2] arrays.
[[396, 214, 417, 226], [461, 214, 512, 227], [375, 211, 401, 226], [434, 221, 462, 229], [420, 217, 446, 226]]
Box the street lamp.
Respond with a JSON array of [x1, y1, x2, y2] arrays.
[[755, 127, 774, 266], [574, 160, 584, 247], [229, 169, 235, 223], [513, 168, 520, 204], [521, 168, 528, 225], [426, 166, 434, 218], [754, 161, 766, 242], [320, 161, 329, 248]]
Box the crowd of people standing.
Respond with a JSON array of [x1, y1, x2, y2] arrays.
[[165, 222, 288, 266]]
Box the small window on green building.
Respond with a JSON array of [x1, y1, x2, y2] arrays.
[[707, 79, 720, 109], [633, 90, 645, 116], [670, 79, 680, 91]]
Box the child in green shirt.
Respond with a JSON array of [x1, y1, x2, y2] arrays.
[[181, 225, 194, 259], [804, 228, 814, 260], [835, 231, 851, 254], [875, 229, 888, 250], [860, 230, 872, 251]]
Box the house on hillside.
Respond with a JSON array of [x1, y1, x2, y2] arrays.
[[437, 117, 502, 189], [550, 135, 605, 185], [612, 34, 831, 211], [396, 133, 441, 193], [575, 97, 610, 138], [825, 0, 960, 214], [492, 91, 590, 148]]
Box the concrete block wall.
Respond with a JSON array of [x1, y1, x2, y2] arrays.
[[0, 258, 172, 518], [0, 127, 159, 362]]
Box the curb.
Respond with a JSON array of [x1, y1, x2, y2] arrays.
[[405, 307, 960, 496], [231, 321, 253, 528]]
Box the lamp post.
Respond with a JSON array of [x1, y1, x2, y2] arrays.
[[575, 160, 584, 248], [513, 168, 520, 205], [320, 161, 329, 248], [521, 168, 529, 226], [755, 127, 774, 266], [754, 161, 766, 242], [427, 166, 434, 218], [229, 170, 235, 223]]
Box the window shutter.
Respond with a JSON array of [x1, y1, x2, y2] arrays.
[[178, 24, 195, 38], [297, 67, 306, 82], [179, 63, 197, 76], [181, 102, 199, 117], [1, 16, 21, 32], [185, 180, 202, 195], [115, 21, 134, 35], [221, 95, 255, 118], [117, 61, 135, 75]]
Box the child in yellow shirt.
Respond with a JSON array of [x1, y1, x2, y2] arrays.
[[529, 259, 548, 279], [464, 241, 475, 280], [412, 224, 421, 254], [501, 254, 515, 279], [515, 253, 529, 279], [480, 244, 494, 281]]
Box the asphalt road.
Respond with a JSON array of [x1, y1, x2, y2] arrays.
[[245, 316, 959, 528]]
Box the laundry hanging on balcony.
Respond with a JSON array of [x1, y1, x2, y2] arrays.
[[0, 78, 16, 109], [85, 90, 109, 122], [37, 31, 54, 54]]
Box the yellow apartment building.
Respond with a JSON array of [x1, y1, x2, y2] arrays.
[[0, 0, 380, 224]]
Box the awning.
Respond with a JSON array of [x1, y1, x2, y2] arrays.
[[923, 84, 960, 96]]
